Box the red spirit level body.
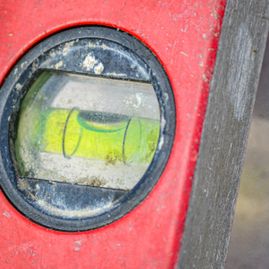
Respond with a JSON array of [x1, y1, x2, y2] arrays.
[[0, 1, 226, 268]]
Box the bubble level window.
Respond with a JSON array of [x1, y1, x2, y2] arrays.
[[15, 71, 161, 191]]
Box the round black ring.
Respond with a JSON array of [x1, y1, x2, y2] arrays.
[[0, 26, 176, 231]]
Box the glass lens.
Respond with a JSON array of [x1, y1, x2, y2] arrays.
[[15, 71, 160, 190]]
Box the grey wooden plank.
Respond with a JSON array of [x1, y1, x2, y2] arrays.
[[178, 0, 269, 268]]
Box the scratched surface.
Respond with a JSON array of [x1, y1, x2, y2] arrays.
[[226, 37, 269, 269]]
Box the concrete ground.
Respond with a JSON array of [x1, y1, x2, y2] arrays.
[[226, 37, 269, 268]]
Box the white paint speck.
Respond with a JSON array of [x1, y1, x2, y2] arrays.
[[134, 93, 142, 108], [180, 51, 189, 57], [82, 54, 98, 70], [63, 41, 75, 56], [202, 74, 208, 82], [55, 61, 63, 69], [3, 211, 11, 218], [94, 62, 104, 74], [15, 83, 22, 91], [74, 240, 83, 252]]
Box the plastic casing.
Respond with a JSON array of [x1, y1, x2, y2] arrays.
[[0, 1, 225, 268]]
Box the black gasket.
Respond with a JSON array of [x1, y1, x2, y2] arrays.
[[0, 26, 176, 231]]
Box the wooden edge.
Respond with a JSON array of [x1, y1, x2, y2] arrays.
[[178, 0, 269, 268]]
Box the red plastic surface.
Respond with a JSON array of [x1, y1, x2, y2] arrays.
[[0, 1, 226, 268]]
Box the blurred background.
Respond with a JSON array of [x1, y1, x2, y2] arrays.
[[226, 37, 269, 268]]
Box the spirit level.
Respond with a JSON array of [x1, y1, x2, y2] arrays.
[[2, 1, 265, 268]]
